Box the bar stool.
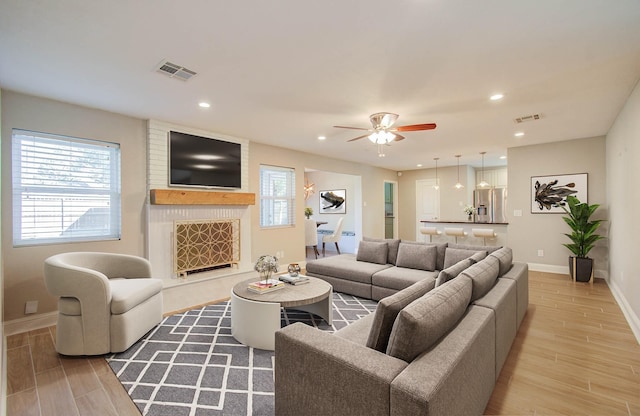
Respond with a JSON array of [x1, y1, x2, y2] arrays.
[[472, 228, 497, 245], [444, 227, 467, 244], [419, 226, 442, 243]]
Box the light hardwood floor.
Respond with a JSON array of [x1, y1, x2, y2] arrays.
[[5, 271, 640, 415]]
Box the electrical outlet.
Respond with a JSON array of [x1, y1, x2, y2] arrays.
[[514, 209, 522, 217], [25, 300, 38, 314], [537, 250, 544, 257]]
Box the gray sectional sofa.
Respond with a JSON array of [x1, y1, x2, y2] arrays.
[[275, 238, 528, 416]]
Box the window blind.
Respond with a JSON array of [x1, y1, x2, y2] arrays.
[[259, 165, 295, 228], [12, 129, 121, 246]]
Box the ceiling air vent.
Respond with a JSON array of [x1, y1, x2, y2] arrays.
[[514, 114, 541, 124], [155, 60, 197, 81]]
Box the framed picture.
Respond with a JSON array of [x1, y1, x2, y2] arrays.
[[531, 173, 587, 213], [319, 189, 346, 214]]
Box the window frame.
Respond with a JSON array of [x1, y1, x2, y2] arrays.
[[11, 129, 122, 247], [259, 164, 296, 229]]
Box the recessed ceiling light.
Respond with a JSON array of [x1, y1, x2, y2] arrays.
[[198, 102, 211, 108], [500, 155, 507, 160], [490, 93, 504, 101], [514, 132, 525, 137], [417, 164, 423, 167], [317, 136, 326, 141]]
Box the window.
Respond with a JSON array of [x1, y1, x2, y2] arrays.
[[260, 165, 295, 228], [12, 129, 121, 246]]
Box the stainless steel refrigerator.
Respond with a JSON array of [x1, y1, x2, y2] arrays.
[[473, 187, 507, 223]]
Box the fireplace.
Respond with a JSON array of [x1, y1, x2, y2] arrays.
[[174, 219, 240, 276]]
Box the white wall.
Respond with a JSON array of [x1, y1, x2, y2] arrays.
[[507, 136, 607, 275], [606, 79, 640, 339]]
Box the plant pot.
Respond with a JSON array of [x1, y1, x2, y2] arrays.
[[568, 256, 593, 282]]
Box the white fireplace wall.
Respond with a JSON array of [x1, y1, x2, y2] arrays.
[[146, 119, 252, 282]]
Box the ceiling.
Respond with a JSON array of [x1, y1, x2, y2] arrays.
[[1, 1, 640, 171]]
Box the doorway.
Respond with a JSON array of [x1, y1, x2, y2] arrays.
[[415, 179, 440, 240], [384, 181, 397, 239]]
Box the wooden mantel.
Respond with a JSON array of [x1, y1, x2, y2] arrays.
[[150, 189, 255, 206]]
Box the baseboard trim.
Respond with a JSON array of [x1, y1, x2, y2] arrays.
[[4, 311, 58, 336], [527, 263, 568, 275], [527, 263, 606, 279], [607, 279, 640, 344]]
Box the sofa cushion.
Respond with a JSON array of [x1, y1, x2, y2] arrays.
[[488, 247, 513, 276], [459, 255, 500, 301], [435, 258, 473, 287], [449, 243, 502, 254], [306, 254, 391, 285], [363, 237, 401, 265], [366, 278, 436, 352], [443, 248, 487, 269], [401, 241, 447, 270], [395, 243, 437, 271], [110, 278, 163, 315], [356, 241, 389, 265], [386, 277, 472, 362], [372, 267, 437, 291]]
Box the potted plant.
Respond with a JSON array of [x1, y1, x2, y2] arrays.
[[561, 195, 604, 282], [304, 207, 313, 219]]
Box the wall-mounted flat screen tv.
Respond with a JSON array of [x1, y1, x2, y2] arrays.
[[169, 131, 242, 189]]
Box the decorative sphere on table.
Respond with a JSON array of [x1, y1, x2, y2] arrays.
[[288, 263, 301, 277]]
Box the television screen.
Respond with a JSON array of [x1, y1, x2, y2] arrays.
[[169, 131, 242, 189]]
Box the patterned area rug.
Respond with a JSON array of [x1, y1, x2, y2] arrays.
[[107, 292, 377, 416]]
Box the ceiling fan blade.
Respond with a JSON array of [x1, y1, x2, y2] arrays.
[[333, 125, 370, 131], [347, 134, 370, 142], [393, 134, 406, 141], [395, 123, 437, 132]]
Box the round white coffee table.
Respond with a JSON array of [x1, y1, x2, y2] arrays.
[[231, 275, 333, 350]]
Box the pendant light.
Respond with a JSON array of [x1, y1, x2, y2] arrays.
[[433, 157, 440, 190], [478, 151, 489, 188], [454, 155, 464, 189]]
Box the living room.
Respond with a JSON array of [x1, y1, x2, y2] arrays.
[[1, 1, 640, 415]]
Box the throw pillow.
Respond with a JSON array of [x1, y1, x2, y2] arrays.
[[363, 237, 401, 265], [469, 251, 487, 264], [443, 248, 486, 269], [488, 247, 513, 276], [386, 276, 472, 362], [435, 257, 473, 287], [356, 241, 389, 265], [395, 243, 437, 271], [459, 255, 500, 301], [366, 278, 435, 352], [401, 240, 448, 271]]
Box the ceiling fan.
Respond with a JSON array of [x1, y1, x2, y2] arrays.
[[334, 112, 437, 157]]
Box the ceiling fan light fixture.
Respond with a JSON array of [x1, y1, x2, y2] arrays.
[[368, 131, 395, 144]]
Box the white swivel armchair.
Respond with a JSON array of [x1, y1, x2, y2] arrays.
[[305, 219, 320, 259], [322, 217, 344, 256], [44, 252, 163, 356]]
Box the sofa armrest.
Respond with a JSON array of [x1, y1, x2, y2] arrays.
[[275, 322, 408, 416]]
